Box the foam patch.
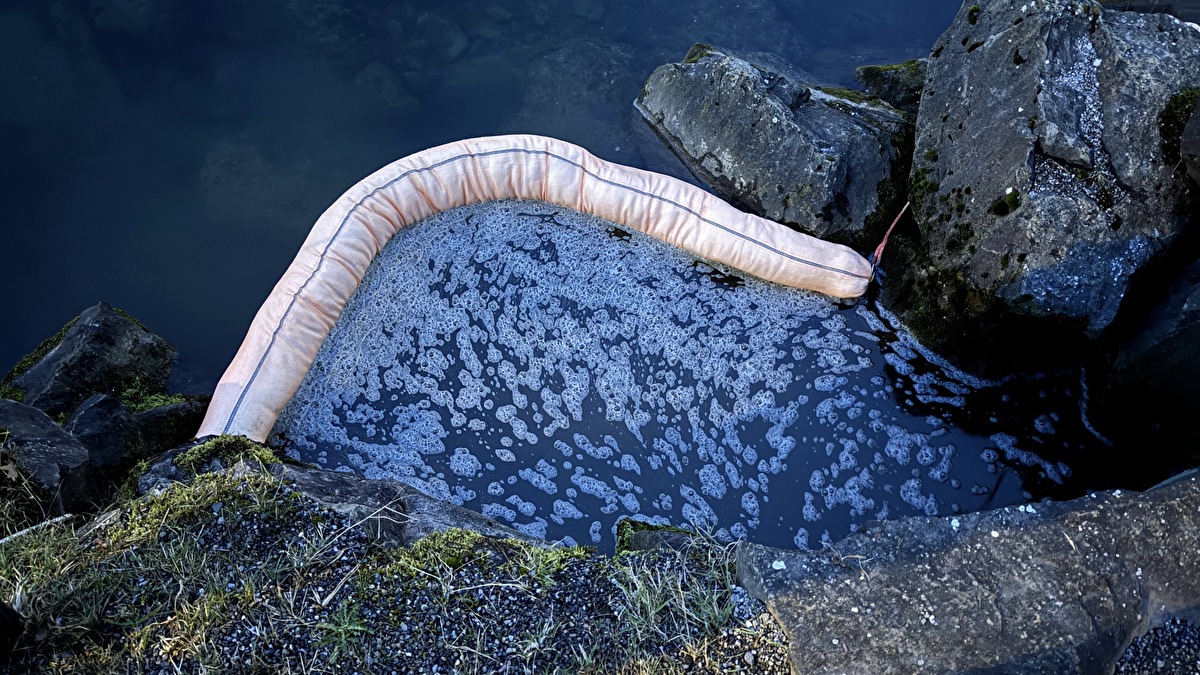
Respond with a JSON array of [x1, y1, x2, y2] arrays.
[[272, 200, 1084, 551]]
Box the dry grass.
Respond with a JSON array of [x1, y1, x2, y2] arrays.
[[0, 440, 778, 673]]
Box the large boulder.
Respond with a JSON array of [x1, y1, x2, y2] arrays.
[[636, 44, 910, 248], [12, 302, 176, 416], [0, 400, 91, 512], [739, 470, 1200, 674], [889, 0, 1200, 369]]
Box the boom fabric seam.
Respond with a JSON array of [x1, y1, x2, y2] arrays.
[[198, 135, 873, 441]]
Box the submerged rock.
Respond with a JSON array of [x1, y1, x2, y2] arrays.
[[890, 0, 1200, 368], [739, 470, 1200, 674], [636, 44, 910, 248], [13, 302, 175, 416]]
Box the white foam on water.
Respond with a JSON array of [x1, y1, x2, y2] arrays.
[[272, 200, 1076, 551]]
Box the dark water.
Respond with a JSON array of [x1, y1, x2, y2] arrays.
[[0, 0, 956, 383], [2, 0, 1118, 550], [271, 201, 1100, 552]]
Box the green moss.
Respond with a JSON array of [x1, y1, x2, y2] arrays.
[[403, 528, 490, 571], [500, 541, 592, 586], [989, 190, 1022, 216], [120, 376, 190, 413], [112, 306, 148, 332], [967, 5, 981, 24], [816, 86, 882, 105], [908, 167, 942, 210], [0, 315, 80, 400], [1159, 88, 1199, 170], [174, 435, 279, 474], [924, 149, 939, 162], [682, 43, 716, 64], [874, 59, 923, 77], [865, 125, 916, 238]]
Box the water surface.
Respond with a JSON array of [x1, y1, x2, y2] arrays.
[[273, 201, 1096, 551]]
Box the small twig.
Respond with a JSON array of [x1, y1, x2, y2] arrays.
[[0, 513, 73, 546]]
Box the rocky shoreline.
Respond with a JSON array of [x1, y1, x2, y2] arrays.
[[3, 0, 1200, 672]]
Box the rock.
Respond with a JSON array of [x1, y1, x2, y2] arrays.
[[0, 400, 91, 512], [60, 394, 203, 472], [1183, 103, 1200, 185], [0, 602, 18, 663], [854, 59, 927, 115], [134, 400, 206, 457], [64, 394, 138, 469], [137, 438, 539, 548], [892, 0, 1200, 368], [1102, 258, 1200, 456], [738, 471, 1200, 674], [273, 463, 539, 547], [13, 302, 175, 416], [636, 44, 911, 248], [350, 61, 418, 116]]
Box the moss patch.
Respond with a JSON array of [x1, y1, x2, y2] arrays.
[[865, 59, 923, 78], [682, 43, 717, 64], [0, 316, 79, 402], [816, 86, 882, 106], [1159, 88, 1199, 172], [2, 459, 778, 673], [174, 435, 279, 474], [989, 190, 1022, 216], [119, 376, 190, 413]]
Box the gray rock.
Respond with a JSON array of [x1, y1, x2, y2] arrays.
[[13, 302, 175, 416], [636, 44, 910, 248], [60, 394, 203, 472], [64, 394, 137, 469], [895, 0, 1200, 365], [134, 400, 206, 456], [1184, 104, 1200, 185], [739, 472, 1200, 674], [273, 463, 539, 547], [854, 59, 927, 116], [137, 439, 538, 548], [0, 400, 91, 512]]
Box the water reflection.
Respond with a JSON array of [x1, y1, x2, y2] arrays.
[[0, 0, 957, 380]]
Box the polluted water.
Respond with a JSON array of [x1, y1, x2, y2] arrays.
[[272, 200, 1097, 552]]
